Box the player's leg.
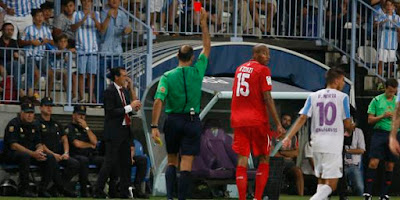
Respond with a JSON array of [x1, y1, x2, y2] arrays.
[[232, 126, 251, 200], [380, 161, 394, 199], [253, 125, 272, 200], [365, 131, 385, 198], [311, 153, 341, 200], [254, 154, 269, 200], [166, 154, 179, 200]]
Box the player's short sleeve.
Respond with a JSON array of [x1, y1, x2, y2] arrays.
[[304, 142, 313, 158], [4, 123, 19, 145], [260, 67, 272, 92], [299, 95, 312, 117], [194, 54, 208, 77], [154, 75, 168, 101], [367, 97, 377, 115], [342, 95, 351, 119]]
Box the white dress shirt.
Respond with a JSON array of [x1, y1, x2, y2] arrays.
[[114, 82, 132, 125]]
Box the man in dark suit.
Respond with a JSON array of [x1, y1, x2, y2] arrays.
[[94, 67, 141, 198]]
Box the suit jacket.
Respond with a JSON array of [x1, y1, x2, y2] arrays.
[[103, 83, 133, 143]]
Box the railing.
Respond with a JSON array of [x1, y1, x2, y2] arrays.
[[0, 48, 147, 106]]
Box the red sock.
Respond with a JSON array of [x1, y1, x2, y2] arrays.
[[236, 166, 248, 200], [255, 163, 270, 200]]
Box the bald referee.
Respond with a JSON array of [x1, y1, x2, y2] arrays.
[[151, 8, 210, 200]]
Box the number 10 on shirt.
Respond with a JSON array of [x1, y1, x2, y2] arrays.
[[316, 102, 337, 126], [236, 73, 250, 97]]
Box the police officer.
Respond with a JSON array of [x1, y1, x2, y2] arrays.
[[65, 105, 103, 197], [151, 8, 210, 200], [35, 97, 79, 197], [4, 103, 55, 197]]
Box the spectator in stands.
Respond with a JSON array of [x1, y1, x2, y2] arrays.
[[302, 0, 327, 37], [35, 97, 78, 197], [71, 0, 101, 103], [343, 125, 365, 196], [20, 8, 54, 98], [32, 0, 45, 9], [161, 0, 178, 34], [65, 105, 104, 197], [53, 0, 76, 48], [273, 114, 304, 196], [98, 0, 132, 102], [4, 103, 58, 197], [0, 23, 19, 95], [246, 0, 276, 35], [376, 0, 400, 77], [47, 34, 77, 101], [130, 146, 149, 198], [365, 78, 398, 200], [150, 0, 163, 35], [41, 1, 54, 30], [0, 0, 33, 39]]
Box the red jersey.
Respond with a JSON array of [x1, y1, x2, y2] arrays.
[[231, 60, 272, 127]]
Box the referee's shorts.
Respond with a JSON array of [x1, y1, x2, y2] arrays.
[[369, 129, 400, 162], [163, 113, 201, 155]]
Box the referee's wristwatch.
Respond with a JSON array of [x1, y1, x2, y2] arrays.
[[150, 124, 158, 129]]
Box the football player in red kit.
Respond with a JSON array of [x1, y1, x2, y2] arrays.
[[231, 44, 285, 200]]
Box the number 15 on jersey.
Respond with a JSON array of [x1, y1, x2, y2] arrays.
[[236, 72, 250, 97]]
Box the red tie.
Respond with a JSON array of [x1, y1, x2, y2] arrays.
[[119, 88, 131, 126]]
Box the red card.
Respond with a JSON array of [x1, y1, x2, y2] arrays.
[[194, 1, 202, 12]]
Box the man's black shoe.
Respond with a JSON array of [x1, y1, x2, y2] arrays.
[[62, 188, 78, 197], [134, 189, 149, 199]]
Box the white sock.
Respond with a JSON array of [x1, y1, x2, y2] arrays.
[[310, 185, 332, 200]]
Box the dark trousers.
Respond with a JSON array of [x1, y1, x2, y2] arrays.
[[7, 151, 56, 191], [72, 155, 103, 189], [58, 157, 80, 183], [96, 127, 131, 196], [132, 155, 148, 186]]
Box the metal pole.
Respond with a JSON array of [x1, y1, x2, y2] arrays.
[[146, 0, 153, 86], [231, 0, 242, 42], [350, 0, 357, 84], [64, 51, 73, 112]]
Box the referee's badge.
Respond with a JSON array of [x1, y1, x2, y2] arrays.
[[266, 76, 272, 85], [160, 86, 166, 93]]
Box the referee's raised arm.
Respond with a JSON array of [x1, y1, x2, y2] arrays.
[[199, 8, 211, 58]]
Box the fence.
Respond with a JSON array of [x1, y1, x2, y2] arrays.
[[0, 48, 147, 106]]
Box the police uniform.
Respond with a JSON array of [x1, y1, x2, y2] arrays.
[[35, 97, 80, 185], [4, 103, 56, 197], [66, 106, 103, 196]]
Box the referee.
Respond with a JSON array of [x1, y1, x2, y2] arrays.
[[151, 8, 210, 200]]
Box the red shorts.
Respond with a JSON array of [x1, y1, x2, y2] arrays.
[[232, 124, 271, 157]]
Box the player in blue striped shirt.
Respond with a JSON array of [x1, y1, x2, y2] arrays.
[[0, 0, 33, 39], [377, 0, 400, 77], [20, 8, 54, 98], [71, 0, 101, 103]]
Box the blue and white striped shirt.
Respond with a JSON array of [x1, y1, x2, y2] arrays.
[[21, 24, 53, 59], [4, 0, 31, 17], [31, 0, 45, 9], [73, 11, 100, 53], [377, 14, 400, 50]]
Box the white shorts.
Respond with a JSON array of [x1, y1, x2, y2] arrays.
[[379, 49, 397, 63], [313, 152, 343, 179], [150, 0, 163, 13]]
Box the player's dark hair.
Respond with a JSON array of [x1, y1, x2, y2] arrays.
[[385, 78, 398, 88], [110, 67, 126, 82], [178, 45, 194, 62], [62, 0, 75, 6], [31, 9, 43, 17], [325, 67, 345, 85]]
